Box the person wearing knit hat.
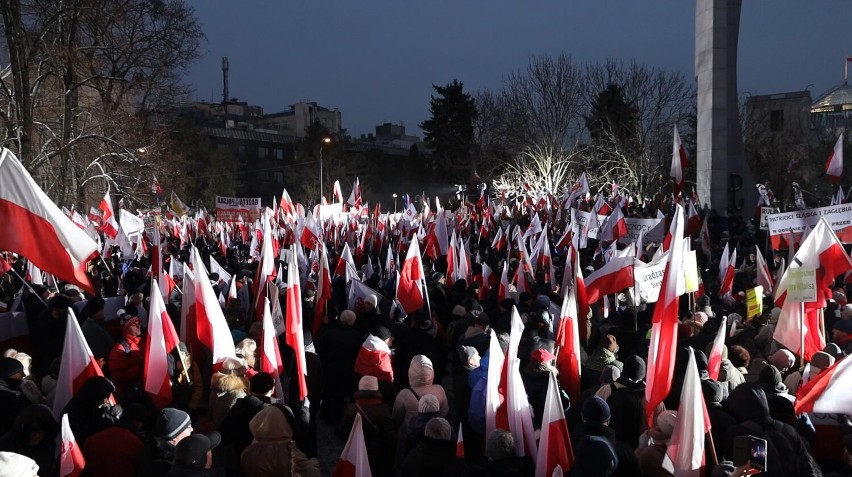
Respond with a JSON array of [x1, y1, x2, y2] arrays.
[[137, 407, 193, 477], [393, 355, 449, 429], [107, 314, 144, 398], [358, 375, 379, 391], [823, 342, 844, 360], [581, 396, 611, 424], [769, 349, 796, 372], [0, 452, 38, 477], [400, 416, 467, 477], [339, 370, 395, 477], [636, 410, 676, 476], [398, 394, 443, 461], [169, 432, 221, 474], [521, 345, 560, 429], [586, 334, 623, 380], [354, 329, 395, 384], [833, 319, 852, 355], [574, 435, 619, 477], [757, 365, 794, 403]]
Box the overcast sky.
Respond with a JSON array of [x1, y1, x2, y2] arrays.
[[185, 1, 852, 137]]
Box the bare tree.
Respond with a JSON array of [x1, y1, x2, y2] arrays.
[[491, 144, 582, 199]]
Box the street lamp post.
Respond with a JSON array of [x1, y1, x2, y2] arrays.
[[392, 193, 398, 212], [319, 137, 331, 203]]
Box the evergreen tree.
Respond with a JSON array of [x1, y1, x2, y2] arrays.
[[585, 83, 639, 149], [420, 80, 478, 184]]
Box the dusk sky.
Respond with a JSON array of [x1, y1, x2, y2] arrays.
[[185, 1, 852, 138]]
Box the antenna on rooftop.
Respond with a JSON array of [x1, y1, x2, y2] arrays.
[[222, 57, 230, 104]]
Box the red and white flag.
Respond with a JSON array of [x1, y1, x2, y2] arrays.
[[795, 356, 852, 415], [0, 148, 99, 293], [335, 243, 358, 284], [60, 413, 85, 477], [260, 297, 286, 397], [599, 206, 627, 243], [706, 316, 728, 381], [190, 247, 238, 365], [718, 247, 736, 298], [313, 242, 332, 336], [497, 263, 511, 303], [456, 423, 464, 458], [826, 133, 844, 182], [773, 218, 852, 359], [646, 204, 685, 426], [98, 190, 119, 239], [685, 202, 702, 238], [285, 245, 309, 401], [396, 238, 425, 314], [584, 254, 634, 305], [53, 309, 110, 419], [663, 349, 711, 477], [671, 125, 689, 196], [555, 280, 582, 402], [754, 245, 774, 294], [446, 230, 457, 287], [144, 280, 181, 408], [347, 177, 362, 208], [485, 330, 506, 443], [535, 374, 574, 477], [279, 188, 296, 220], [332, 413, 372, 477], [496, 307, 537, 458]]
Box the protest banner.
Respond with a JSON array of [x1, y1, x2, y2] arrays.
[[787, 267, 817, 303], [766, 203, 852, 248], [746, 286, 764, 319], [759, 207, 780, 231], [215, 196, 262, 222]]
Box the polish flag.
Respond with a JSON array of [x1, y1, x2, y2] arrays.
[[446, 230, 457, 287], [584, 254, 634, 305], [254, 214, 278, 320], [485, 330, 506, 443], [706, 316, 728, 381], [826, 133, 843, 182], [313, 242, 332, 336], [754, 245, 774, 294], [662, 349, 711, 477], [685, 202, 702, 238], [98, 190, 119, 239], [0, 148, 99, 294], [795, 355, 852, 415], [555, 279, 582, 402], [497, 263, 511, 303], [435, 210, 449, 255], [332, 180, 344, 204], [190, 247, 238, 365], [279, 188, 296, 219], [718, 248, 736, 297], [300, 213, 322, 249], [260, 297, 285, 397], [332, 413, 372, 477], [335, 243, 358, 284], [179, 267, 197, 349], [773, 218, 852, 359], [496, 307, 537, 458], [572, 250, 590, 342], [396, 239, 425, 314], [53, 309, 110, 419], [479, 262, 492, 301], [347, 177, 362, 208], [0, 254, 11, 275], [144, 280, 181, 408], [457, 237, 471, 284], [456, 424, 464, 458], [671, 125, 689, 196], [285, 245, 309, 401], [646, 204, 685, 427], [600, 206, 628, 243], [534, 374, 574, 477], [60, 414, 85, 477], [491, 227, 507, 252]]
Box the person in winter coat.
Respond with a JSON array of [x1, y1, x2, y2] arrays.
[[339, 376, 395, 477], [240, 405, 319, 477], [400, 417, 466, 477], [392, 354, 449, 429], [62, 376, 122, 445], [572, 396, 641, 477], [315, 309, 363, 425], [0, 358, 31, 435], [395, 394, 441, 470], [520, 348, 560, 430], [584, 334, 623, 387], [597, 355, 654, 449], [0, 404, 57, 477], [635, 410, 677, 477], [208, 357, 249, 429], [81, 404, 147, 477], [137, 408, 194, 477], [354, 327, 395, 384], [107, 316, 145, 398], [166, 432, 224, 477], [723, 383, 821, 477]]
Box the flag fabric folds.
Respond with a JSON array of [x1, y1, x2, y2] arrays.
[[332, 413, 372, 477], [53, 309, 110, 419], [60, 414, 85, 477], [795, 356, 852, 415], [144, 280, 181, 408], [0, 148, 99, 294], [534, 374, 574, 477], [285, 245, 309, 401], [662, 349, 710, 477], [826, 133, 844, 182]]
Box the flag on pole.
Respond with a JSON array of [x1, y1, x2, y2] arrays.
[[53, 309, 110, 419], [555, 280, 581, 402], [285, 245, 309, 401], [662, 349, 711, 477], [754, 245, 774, 295], [260, 297, 286, 398], [396, 239, 425, 314], [706, 316, 728, 381], [826, 133, 844, 182], [170, 191, 189, 217], [795, 355, 852, 415], [190, 247, 238, 365], [98, 190, 119, 239], [496, 307, 537, 457], [535, 374, 574, 477], [0, 148, 99, 294], [332, 413, 372, 477], [60, 414, 85, 477], [485, 330, 506, 443], [671, 125, 689, 196], [456, 423, 464, 458], [314, 242, 332, 336], [144, 280, 181, 408], [646, 204, 685, 427]]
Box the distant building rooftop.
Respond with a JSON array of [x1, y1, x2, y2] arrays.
[[812, 82, 852, 113]]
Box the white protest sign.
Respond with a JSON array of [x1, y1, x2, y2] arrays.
[[786, 267, 817, 303]]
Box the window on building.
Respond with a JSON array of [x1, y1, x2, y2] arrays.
[[258, 147, 268, 158], [770, 110, 784, 132], [238, 145, 246, 157], [276, 149, 284, 160], [275, 172, 284, 184], [216, 143, 226, 151]]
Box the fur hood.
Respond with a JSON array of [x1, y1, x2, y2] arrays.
[[211, 373, 247, 394], [408, 354, 435, 387]]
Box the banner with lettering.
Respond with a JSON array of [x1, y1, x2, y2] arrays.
[[215, 196, 262, 222], [766, 203, 852, 248], [572, 209, 664, 245]]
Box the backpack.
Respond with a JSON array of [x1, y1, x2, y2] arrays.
[[741, 420, 822, 477]]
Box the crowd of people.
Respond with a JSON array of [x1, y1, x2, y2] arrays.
[[0, 198, 849, 477]]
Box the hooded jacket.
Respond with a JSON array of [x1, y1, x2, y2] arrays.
[[354, 334, 394, 383], [240, 406, 319, 477], [392, 355, 449, 428], [209, 373, 247, 429]]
